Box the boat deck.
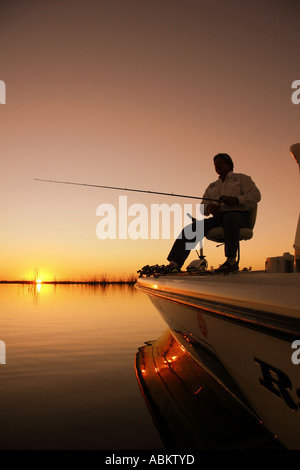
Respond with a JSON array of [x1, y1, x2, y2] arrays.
[[137, 271, 300, 319]]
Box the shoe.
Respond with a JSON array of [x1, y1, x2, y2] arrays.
[[216, 261, 239, 272], [168, 260, 179, 269]]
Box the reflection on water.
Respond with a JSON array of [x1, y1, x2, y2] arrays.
[[0, 283, 166, 450], [0, 283, 284, 450], [135, 330, 283, 450]]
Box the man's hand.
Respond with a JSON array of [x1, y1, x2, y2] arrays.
[[205, 203, 220, 216], [219, 196, 239, 206]]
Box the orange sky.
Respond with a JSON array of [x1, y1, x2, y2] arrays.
[[0, 0, 299, 281]]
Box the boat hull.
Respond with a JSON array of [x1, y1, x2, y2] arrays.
[[136, 272, 300, 449]]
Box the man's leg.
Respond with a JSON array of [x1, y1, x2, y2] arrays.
[[168, 216, 222, 268], [222, 211, 250, 261], [167, 223, 194, 268]]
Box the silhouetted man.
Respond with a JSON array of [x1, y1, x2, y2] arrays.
[[167, 153, 261, 272]]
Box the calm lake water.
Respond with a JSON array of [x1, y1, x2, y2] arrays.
[[0, 283, 167, 450]]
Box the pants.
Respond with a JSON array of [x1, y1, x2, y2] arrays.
[[167, 211, 250, 268]]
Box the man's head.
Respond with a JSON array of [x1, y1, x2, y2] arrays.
[[213, 153, 234, 179]]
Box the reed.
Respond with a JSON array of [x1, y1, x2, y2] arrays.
[[0, 274, 137, 286]]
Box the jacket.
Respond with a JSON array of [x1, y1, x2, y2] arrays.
[[202, 171, 261, 215]]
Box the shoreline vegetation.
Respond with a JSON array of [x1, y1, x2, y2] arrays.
[[0, 274, 137, 286]]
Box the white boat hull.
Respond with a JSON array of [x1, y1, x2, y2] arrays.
[[136, 271, 300, 449]]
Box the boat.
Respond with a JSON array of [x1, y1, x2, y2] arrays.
[[135, 144, 300, 450]]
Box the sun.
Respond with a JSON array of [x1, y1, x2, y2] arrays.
[[23, 268, 54, 283]]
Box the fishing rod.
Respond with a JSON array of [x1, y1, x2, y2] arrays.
[[34, 178, 220, 203]]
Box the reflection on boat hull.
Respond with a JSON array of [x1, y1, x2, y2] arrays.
[[135, 330, 283, 450], [136, 272, 300, 449]]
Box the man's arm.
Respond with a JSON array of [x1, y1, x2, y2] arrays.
[[202, 183, 219, 216], [237, 174, 261, 206]]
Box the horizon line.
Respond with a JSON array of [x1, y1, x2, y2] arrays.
[[0, 279, 137, 285]]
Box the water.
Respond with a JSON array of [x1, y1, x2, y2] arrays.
[[0, 283, 166, 450]]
